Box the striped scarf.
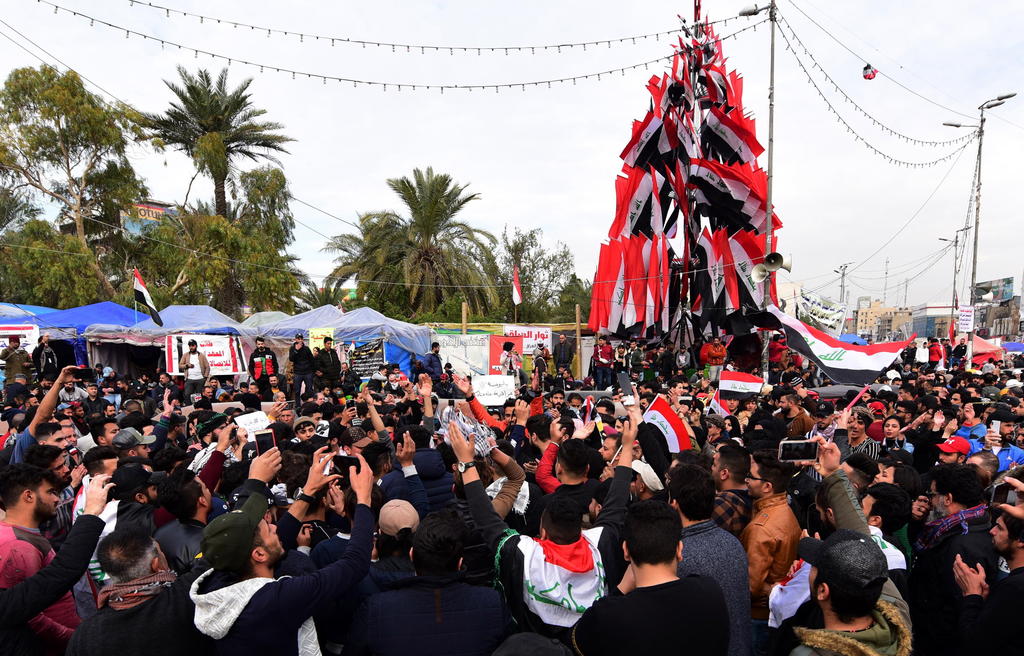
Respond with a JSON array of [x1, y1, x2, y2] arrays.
[[914, 503, 988, 552], [97, 571, 177, 610]]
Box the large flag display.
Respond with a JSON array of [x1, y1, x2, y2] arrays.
[[643, 395, 692, 452], [132, 268, 163, 327], [766, 305, 913, 385]]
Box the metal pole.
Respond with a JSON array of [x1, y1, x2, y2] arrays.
[[760, 0, 777, 379], [575, 304, 583, 379], [949, 232, 959, 342], [967, 110, 986, 362]]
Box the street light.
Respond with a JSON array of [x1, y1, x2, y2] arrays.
[[943, 92, 1016, 359]]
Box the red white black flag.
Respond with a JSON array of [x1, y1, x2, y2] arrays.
[[133, 268, 163, 326], [512, 266, 523, 306]]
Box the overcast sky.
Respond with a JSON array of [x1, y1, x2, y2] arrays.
[[1, 0, 1022, 311]]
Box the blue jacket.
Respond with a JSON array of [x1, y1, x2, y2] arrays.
[[421, 353, 443, 380], [968, 440, 1024, 472], [412, 449, 454, 512], [346, 575, 511, 656]]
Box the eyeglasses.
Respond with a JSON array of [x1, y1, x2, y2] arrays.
[[744, 474, 765, 481]]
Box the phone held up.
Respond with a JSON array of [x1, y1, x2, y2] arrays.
[[617, 372, 635, 406], [252, 429, 276, 455], [777, 439, 819, 463]]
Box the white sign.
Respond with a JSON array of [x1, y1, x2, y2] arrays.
[[473, 375, 517, 406], [434, 333, 490, 376], [958, 306, 975, 332], [503, 325, 552, 350], [0, 324, 40, 352], [235, 411, 271, 436], [165, 334, 247, 376]]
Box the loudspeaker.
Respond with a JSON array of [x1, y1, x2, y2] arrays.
[[752, 264, 770, 284], [764, 252, 792, 273]]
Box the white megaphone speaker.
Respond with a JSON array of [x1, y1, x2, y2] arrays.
[[763, 252, 793, 273], [751, 263, 770, 284], [980, 291, 995, 302]]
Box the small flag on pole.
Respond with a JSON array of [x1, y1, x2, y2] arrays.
[[512, 265, 523, 306], [133, 268, 163, 326]]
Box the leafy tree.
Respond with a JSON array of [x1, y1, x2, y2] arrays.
[[491, 227, 579, 322], [143, 67, 292, 217], [324, 167, 497, 316], [0, 184, 39, 233], [0, 66, 146, 297], [295, 278, 354, 311], [0, 220, 98, 307]]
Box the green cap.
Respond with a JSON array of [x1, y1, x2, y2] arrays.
[[200, 491, 268, 572]]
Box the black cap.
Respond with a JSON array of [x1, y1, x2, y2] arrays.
[[799, 529, 888, 591], [111, 464, 153, 501], [294, 333, 304, 340], [784, 373, 805, 387], [188, 339, 198, 347], [813, 400, 836, 417]]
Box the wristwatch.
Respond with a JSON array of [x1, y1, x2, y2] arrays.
[[457, 461, 476, 473], [297, 493, 319, 505]]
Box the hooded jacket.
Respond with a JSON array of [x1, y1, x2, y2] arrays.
[[412, 449, 454, 512], [189, 504, 373, 656], [790, 600, 911, 656]]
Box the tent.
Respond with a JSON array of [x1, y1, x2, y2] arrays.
[[0, 303, 58, 320], [1002, 342, 1024, 353], [972, 335, 1004, 366], [25, 302, 138, 366], [242, 311, 291, 328], [84, 305, 244, 376], [838, 333, 868, 346]]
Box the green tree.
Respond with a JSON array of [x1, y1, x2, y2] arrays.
[[295, 278, 353, 311], [0, 220, 98, 307], [0, 184, 39, 233], [0, 66, 146, 297], [324, 167, 497, 316], [143, 67, 292, 217], [491, 227, 579, 322]]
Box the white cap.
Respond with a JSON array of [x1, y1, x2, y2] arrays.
[[630, 461, 664, 492]]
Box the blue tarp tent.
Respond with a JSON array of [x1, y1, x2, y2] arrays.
[[1002, 342, 1024, 353], [0, 303, 58, 320], [839, 333, 868, 346], [28, 302, 138, 365]]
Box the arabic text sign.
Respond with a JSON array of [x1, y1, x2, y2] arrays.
[[503, 325, 552, 350], [473, 375, 517, 406], [165, 334, 247, 376]]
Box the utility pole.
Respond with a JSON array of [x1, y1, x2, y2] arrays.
[[882, 258, 889, 306], [741, 0, 776, 377], [902, 278, 909, 307], [943, 91, 1016, 360], [835, 262, 852, 332], [939, 227, 968, 342]]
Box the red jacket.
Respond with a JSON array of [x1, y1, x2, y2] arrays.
[[592, 344, 614, 369], [928, 343, 943, 362], [700, 343, 728, 366]]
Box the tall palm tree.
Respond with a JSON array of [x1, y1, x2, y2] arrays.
[[324, 168, 497, 315], [295, 278, 352, 311], [143, 67, 292, 217]]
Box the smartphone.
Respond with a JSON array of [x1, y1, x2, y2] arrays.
[[990, 482, 1019, 506], [617, 372, 635, 406], [990, 420, 1001, 435], [252, 429, 276, 455], [448, 399, 455, 408], [73, 367, 95, 382], [778, 439, 819, 462]]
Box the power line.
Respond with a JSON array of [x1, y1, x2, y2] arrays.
[[124, 0, 712, 55], [32, 1, 770, 92], [777, 15, 975, 148], [776, 25, 977, 167]]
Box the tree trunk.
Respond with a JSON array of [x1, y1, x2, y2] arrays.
[[214, 174, 227, 218], [74, 206, 115, 298]]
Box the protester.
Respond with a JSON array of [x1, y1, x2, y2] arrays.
[[289, 333, 316, 404], [179, 340, 210, 403]]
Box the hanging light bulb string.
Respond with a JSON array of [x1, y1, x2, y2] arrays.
[[32, 0, 768, 92], [777, 14, 974, 148], [777, 27, 976, 167], [117, 0, 755, 55]]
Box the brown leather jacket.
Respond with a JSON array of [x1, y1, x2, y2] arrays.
[[740, 492, 801, 619]]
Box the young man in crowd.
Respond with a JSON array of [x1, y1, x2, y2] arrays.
[[710, 442, 753, 537]]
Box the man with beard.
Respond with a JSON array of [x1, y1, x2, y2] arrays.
[[0, 463, 79, 654], [24, 444, 83, 552], [247, 336, 279, 395], [191, 449, 374, 655], [909, 463, 999, 656]]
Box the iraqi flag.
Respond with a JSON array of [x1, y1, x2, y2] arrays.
[[708, 370, 764, 415], [760, 305, 914, 386], [132, 268, 163, 326], [512, 266, 523, 306], [643, 394, 692, 452]]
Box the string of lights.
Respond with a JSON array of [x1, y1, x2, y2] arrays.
[[777, 15, 974, 148], [35, 0, 770, 92], [777, 27, 976, 168], [120, 0, 723, 55]]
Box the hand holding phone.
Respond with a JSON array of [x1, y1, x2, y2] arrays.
[[778, 439, 819, 463], [252, 429, 276, 455]]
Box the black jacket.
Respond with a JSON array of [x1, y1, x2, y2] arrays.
[[66, 565, 214, 656], [340, 370, 361, 396], [346, 575, 511, 656], [0, 515, 103, 656], [959, 566, 1024, 652], [153, 518, 205, 575], [553, 341, 575, 368], [315, 349, 341, 380], [288, 345, 315, 375], [909, 510, 1000, 656]]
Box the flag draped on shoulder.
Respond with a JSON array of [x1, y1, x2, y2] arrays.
[[708, 370, 763, 416], [132, 268, 163, 326], [643, 395, 691, 453], [764, 305, 913, 386]]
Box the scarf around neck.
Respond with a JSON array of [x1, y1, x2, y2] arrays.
[[97, 571, 177, 610], [914, 503, 987, 552]]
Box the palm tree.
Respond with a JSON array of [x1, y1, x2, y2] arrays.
[[324, 168, 497, 315], [295, 278, 352, 311], [143, 67, 292, 217]]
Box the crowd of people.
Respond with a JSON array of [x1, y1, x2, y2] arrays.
[[0, 330, 1020, 656]]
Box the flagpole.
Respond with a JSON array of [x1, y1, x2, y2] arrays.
[[753, 0, 777, 378]]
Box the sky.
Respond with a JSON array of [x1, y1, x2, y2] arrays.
[[1, 0, 1022, 312]]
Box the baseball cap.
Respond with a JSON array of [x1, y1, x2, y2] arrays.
[[293, 416, 317, 431], [867, 401, 886, 416], [294, 333, 304, 340], [784, 374, 804, 388], [112, 427, 156, 449], [187, 339, 197, 347], [884, 369, 902, 381], [630, 461, 664, 492], [348, 426, 372, 449], [378, 500, 420, 537], [1005, 379, 1023, 390], [201, 490, 270, 572], [111, 464, 153, 501], [799, 528, 888, 592], [813, 400, 836, 417], [937, 436, 971, 456]]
